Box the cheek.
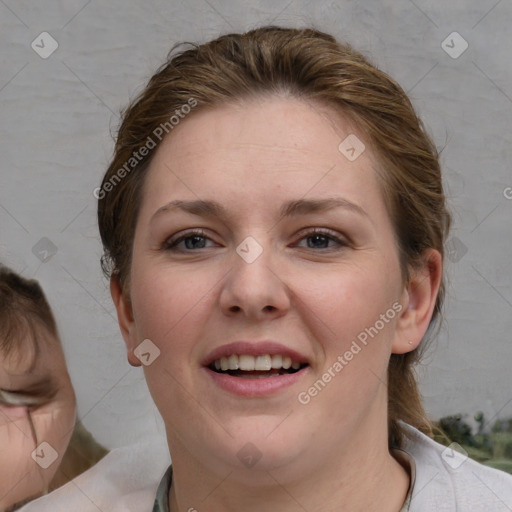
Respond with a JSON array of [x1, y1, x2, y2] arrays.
[[131, 269, 223, 417], [0, 403, 29, 421], [132, 270, 214, 412], [0, 414, 48, 508], [35, 397, 75, 437], [131, 265, 217, 347], [0, 408, 75, 510], [31, 404, 75, 462], [301, 258, 400, 330]]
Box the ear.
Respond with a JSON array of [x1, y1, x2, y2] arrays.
[[110, 275, 141, 367], [392, 249, 443, 354]]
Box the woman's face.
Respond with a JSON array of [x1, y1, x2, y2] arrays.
[[117, 97, 422, 480], [0, 331, 76, 511]]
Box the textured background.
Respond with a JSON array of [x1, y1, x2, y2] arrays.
[[0, 0, 511, 449]]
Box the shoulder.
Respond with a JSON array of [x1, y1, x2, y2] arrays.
[[399, 422, 512, 512], [18, 437, 170, 512]]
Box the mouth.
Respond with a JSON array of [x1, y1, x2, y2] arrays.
[[202, 341, 311, 396], [208, 354, 309, 379], [202, 340, 311, 398]]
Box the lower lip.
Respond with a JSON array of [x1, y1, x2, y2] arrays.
[[203, 366, 309, 397]]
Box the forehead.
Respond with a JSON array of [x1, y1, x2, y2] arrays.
[[1, 322, 63, 378], [140, 96, 385, 220], [155, 96, 364, 165]]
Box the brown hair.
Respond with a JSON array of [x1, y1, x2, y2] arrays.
[[0, 265, 59, 369], [97, 26, 451, 447]]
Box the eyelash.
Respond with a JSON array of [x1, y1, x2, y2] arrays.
[[163, 228, 348, 252], [0, 389, 48, 408]]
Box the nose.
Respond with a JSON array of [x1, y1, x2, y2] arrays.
[[219, 241, 291, 320]]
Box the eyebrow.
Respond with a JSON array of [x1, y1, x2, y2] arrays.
[[151, 197, 368, 222]]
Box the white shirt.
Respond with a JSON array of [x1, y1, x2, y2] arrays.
[[18, 423, 512, 511], [400, 422, 512, 510]]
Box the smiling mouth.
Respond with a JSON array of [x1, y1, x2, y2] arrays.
[[208, 354, 309, 379]]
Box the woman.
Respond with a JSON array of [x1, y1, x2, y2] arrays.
[[96, 26, 512, 510], [0, 266, 107, 512]]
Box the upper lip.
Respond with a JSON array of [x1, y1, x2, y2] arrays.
[[202, 341, 310, 367]]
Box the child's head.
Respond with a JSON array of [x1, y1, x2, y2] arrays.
[[0, 265, 76, 511]]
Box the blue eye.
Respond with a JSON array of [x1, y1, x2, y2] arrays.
[[163, 228, 348, 253], [164, 230, 217, 251], [296, 229, 347, 250]]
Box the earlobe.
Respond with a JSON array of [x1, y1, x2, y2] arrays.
[[392, 249, 443, 355], [110, 275, 141, 367]]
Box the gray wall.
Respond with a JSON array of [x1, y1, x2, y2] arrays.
[[1, 0, 511, 449]]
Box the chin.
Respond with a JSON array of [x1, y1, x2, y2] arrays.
[[206, 420, 309, 475]]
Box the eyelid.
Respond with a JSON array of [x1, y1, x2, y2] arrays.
[[0, 382, 58, 408], [0, 389, 46, 407], [163, 227, 350, 252], [295, 227, 350, 245], [163, 228, 218, 249]]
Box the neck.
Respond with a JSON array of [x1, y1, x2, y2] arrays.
[[166, 415, 410, 512]]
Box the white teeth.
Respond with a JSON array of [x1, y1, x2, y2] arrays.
[[211, 354, 304, 372], [239, 354, 255, 371], [228, 354, 239, 370], [271, 355, 283, 369], [255, 355, 272, 371]]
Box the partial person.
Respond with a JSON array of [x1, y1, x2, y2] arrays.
[[0, 266, 107, 512]]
